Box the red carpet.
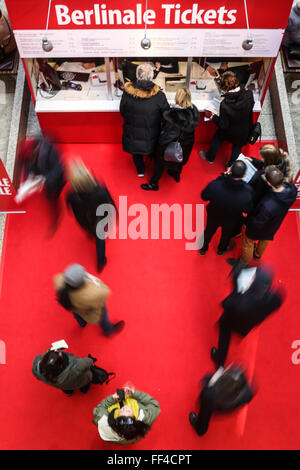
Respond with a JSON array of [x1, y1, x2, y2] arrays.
[[0, 141, 299, 450]]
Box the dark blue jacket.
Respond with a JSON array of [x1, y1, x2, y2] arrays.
[[246, 182, 297, 240], [201, 174, 254, 226]]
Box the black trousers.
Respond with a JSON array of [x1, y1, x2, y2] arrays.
[[95, 236, 106, 271], [132, 154, 146, 174], [216, 316, 232, 367], [201, 216, 238, 252], [206, 131, 242, 165]]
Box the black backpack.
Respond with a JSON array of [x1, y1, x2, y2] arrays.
[[90, 364, 116, 385]]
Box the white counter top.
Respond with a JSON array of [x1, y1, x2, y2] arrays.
[[35, 96, 261, 113]]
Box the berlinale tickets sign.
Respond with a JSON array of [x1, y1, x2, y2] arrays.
[[0, 159, 25, 213]]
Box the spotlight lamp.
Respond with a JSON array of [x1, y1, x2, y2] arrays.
[[42, 37, 53, 52], [42, 0, 53, 52], [141, 36, 151, 50], [242, 0, 254, 51]]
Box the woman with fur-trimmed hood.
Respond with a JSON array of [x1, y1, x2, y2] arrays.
[[120, 62, 170, 177], [141, 86, 199, 191]]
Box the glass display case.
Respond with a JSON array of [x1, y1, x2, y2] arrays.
[[25, 55, 272, 114]]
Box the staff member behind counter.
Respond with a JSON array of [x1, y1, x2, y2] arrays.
[[120, 57, 179, 82], [52, 58, 105, 70]]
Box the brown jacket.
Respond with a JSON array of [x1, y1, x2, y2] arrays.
[[54, 273, 111, 324]]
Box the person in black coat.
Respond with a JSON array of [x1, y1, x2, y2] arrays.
[[17, 134, 65, 233], [120, 62, 170, 177], [210, 262, 285, 368], [189, 365, 254, 436], [66, 160, 117, 272], [199, 160, 254, 256], [200, 71, 254, 168], [241, 165, 297, 265], [247, 144, 293, 206], [141, 86, 199, 191]]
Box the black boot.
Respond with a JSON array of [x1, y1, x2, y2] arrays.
[[210, 347, 220, 366], [141, 183, 159, 191]]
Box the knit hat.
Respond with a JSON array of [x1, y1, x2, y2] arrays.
[[63, 264, 85, 288]]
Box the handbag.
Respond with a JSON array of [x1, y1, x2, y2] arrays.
[[248, 122, 261, 145], [163, 133, 184, 163]]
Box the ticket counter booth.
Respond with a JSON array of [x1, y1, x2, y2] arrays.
[[5, 0, 294, 143]]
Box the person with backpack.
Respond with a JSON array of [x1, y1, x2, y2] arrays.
[[189, 365, 254, 436], [93, 384, 160, 445], [32, 347, 94, 396], [141, 86, 199, 191], [54, 263, 125, 336]]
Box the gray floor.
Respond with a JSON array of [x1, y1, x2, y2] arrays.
[[284, 72, 300, 158], [0, 75, 16, 165]]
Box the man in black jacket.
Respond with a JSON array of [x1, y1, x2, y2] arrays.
[[199, 71, 254, 168], [210, 263, 284, 368], [241, 165, 297, 264], [199, 160, 253, 256]]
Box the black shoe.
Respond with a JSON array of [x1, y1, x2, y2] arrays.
[[199, 248, 208, 256], [80, 383, 91, 394], [189, 412, 198, 427], [226, 257, 237, 266], [217, 240, 235, 256], [167, 169, 180, 182], [141, 183, 159, 191], [210, 347, 220, 365], [63, 390, 74, 397], [199, 150, 214, 164], [104, 320, 125, 337], [97, 256, 107, 272]]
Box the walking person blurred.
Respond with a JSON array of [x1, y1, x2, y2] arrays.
[[210, 263, 284, 368], [16, 134, 65, 234], [189, 364, 254, 436], [120, 62, 170, 177], [66, 159, 117, 272], [141, 86, 199, 191], [54, 264, 124, 336], [199, 71, 254, 168]]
